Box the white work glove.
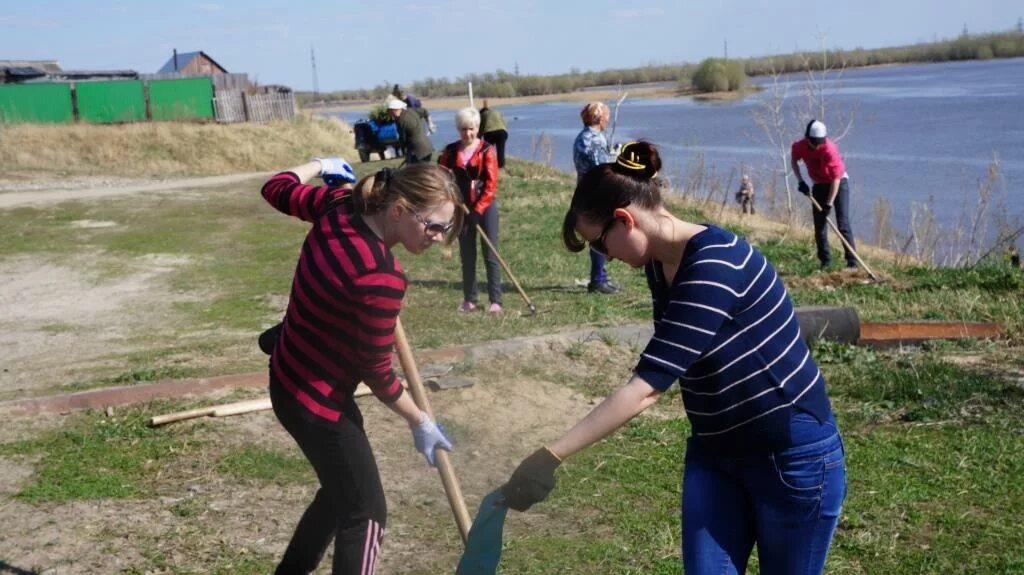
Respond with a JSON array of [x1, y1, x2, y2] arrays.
[[410, 411, 453, 467], [313, 157, 356, 186]]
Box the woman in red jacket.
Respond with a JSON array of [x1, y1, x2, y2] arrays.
[[438, 107, 503, 314]]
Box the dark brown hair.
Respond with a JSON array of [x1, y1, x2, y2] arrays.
[[561, 140, 664, 252]]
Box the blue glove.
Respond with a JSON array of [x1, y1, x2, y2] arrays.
[[798, 180, 811, 196], [315, 157, 356, 187], [411, 412, 453, 466]]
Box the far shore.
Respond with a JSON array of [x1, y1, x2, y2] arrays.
[[304, 85, 759, 114]]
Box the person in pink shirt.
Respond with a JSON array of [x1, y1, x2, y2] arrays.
[[791, 120, 857, 269]]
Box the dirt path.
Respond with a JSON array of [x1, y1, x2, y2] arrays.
[[0, 329, 636, 574], [0, 172, 269, 210]]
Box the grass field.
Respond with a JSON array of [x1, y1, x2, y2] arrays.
[[1, 122, 1023, 573]]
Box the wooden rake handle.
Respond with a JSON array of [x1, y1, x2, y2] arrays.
[[460, 203, 537, 314], [807, 194, 878, 280], [394, 317, 472, 543]]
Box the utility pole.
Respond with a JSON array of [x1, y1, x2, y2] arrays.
[[310, 45, 320, 97], [724, 38, 728, 60]]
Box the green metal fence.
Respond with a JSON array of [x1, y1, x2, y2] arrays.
[[0, 83, 73, 123], [75, 80, 146, 123], [0, 77, 287, 124], [149, 77, 214, 121]]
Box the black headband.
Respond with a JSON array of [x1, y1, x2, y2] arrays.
[[375, 167, 395, 186]]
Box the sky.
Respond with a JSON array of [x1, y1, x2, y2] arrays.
[[1, 0, 1020, 92]]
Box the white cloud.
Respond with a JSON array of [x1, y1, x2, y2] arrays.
[[195, 3, 223, 12]]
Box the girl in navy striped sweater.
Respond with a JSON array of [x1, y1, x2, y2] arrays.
[[262, 160, 463, 575], [501, 141, 847, 574]]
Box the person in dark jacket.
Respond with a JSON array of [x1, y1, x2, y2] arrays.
[[438, 107, 503, 314], [389, 98, 433, 163], [392, 85, 436, 134], [479, 99, 509, 168]]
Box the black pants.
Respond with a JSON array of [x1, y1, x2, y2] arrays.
[[482, 130, 508, 168], [459, 201, 503, 306], [271, 383, 387, 575]]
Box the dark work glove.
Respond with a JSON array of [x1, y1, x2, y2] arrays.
[[819, 203, 833, 218], [798, 180, 811, 196], [500, 447, 562, 511]]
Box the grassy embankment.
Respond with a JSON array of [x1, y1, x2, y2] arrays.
[[1, 118, 1023, 573], [0, 114, 358, 181]]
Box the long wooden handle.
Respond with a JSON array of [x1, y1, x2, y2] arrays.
[[461, 203, 537, 313], [149, 383, 385, 427], [394, 317, 472, 543]]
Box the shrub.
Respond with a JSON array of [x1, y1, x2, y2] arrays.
[[368, 104, 391, 124], [692, 58, 746, 93]]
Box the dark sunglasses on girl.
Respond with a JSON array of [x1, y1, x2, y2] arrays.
[[589, 217, 620, 256], [412, 209, 454, 236]]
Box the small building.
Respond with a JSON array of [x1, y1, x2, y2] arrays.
[[0, 59, 62, 84], [157, 50, 228, 75]]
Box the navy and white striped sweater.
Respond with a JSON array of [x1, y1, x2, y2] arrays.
[[634, 225, 833, 451]]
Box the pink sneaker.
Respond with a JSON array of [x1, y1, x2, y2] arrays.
[[458, 301, 476, 313], [487, 302, 502, 314]]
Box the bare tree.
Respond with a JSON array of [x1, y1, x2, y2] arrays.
[[750, 33, 857, 223], [749, 60, 799, 218]]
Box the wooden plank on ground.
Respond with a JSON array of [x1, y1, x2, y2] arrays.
[[859, 321, 1002, 347]]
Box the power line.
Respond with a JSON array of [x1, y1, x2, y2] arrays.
[[310, 45, 319, 96]]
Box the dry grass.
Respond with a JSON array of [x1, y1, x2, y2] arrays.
[[0, 114, 357, 180]]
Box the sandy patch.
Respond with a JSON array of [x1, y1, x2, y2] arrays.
[[0, 255, 191, 399]]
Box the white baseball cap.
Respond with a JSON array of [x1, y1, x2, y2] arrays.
[[808, 120, 827, 139], [387, 98, 407, 110]]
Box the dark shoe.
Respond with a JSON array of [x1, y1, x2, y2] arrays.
[[587, 281, 620, 294], [845, 262, 858, 270]]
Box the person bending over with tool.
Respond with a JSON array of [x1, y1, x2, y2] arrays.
[[500, 141, 847, 574], [261, 159, 463, 574], [791, 119, 857, 270], [389, 98, 434, 164], [438, 107, 503, 314], [393, 84, 437, 135]]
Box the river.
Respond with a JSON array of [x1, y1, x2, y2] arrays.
[[331, 58, 1024, 259]]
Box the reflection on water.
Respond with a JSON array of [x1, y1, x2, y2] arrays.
[[332, 58, 1024, 249]]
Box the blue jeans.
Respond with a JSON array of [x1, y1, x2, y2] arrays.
[[589, 248, 609, 285], [682, 413, 846, 574], [812, 178, 856, 267]]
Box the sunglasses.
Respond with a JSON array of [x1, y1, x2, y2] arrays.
[[589, 217, 620, 256], [411, 209, 454, 236]]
